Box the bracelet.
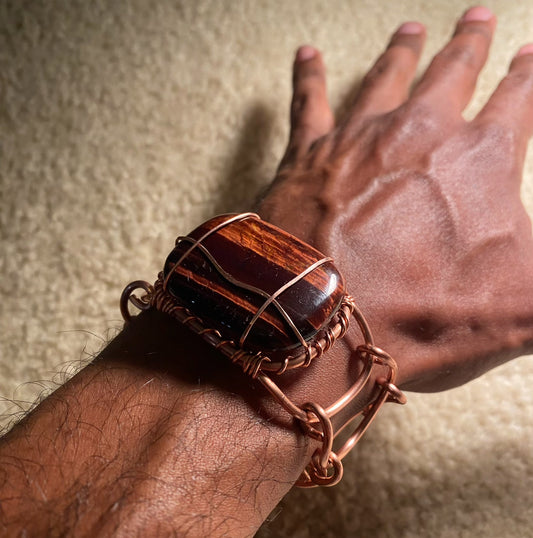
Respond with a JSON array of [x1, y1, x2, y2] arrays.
[[120, 213, 406, 487]]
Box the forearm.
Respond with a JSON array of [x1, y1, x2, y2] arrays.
[[0, 309, 359, 537]]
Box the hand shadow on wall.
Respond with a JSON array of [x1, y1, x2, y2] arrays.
[[209, 67, 373, 221], [210, 103, 279, 218]]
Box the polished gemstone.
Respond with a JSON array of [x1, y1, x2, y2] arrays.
[[163, 214, 345, 356]]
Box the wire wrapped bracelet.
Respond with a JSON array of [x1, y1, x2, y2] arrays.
[[120, 213, 406, 487]]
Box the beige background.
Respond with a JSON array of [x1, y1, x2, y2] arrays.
[[1, 1, 532, 536]]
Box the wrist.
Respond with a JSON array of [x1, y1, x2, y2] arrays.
[[0, 310, 312, 536], [0, 298, 395, 537], [92, 310, 313, 532], [118, 213, 404, 487]]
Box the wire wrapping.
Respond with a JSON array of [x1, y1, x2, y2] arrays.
[[119, 214, 406, 487]]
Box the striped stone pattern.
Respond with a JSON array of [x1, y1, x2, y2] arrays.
[[163, 215, 345, 356]]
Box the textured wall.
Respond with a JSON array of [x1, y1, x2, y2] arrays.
[[1, 1, 532, 536]]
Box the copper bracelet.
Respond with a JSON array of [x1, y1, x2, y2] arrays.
[[120, 213, 406, 487]]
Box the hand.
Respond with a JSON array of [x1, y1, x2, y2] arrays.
[[258, 6, 533, 392], [3, 7, 533, 537]]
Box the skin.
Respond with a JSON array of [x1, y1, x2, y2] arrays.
[[259, 7, 533, 392], [0, 6, 532, 537]]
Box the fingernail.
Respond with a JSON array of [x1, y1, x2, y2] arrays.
[[516, 43, 533, 57], [296, 45, 317, 62], [396, 21, 424, 35], [461, 6, 494, 22]]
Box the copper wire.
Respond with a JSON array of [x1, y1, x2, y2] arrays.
[[163, 212, 259, 291], [171, 236, 315, 355], [238, 256, 333, 348]]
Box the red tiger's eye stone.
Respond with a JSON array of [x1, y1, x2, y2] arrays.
[[163, 214, 345, 355]]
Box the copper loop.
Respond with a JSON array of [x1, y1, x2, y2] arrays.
[[240, 352, 270, 378], [298, 452, 343, 488], [276, 358, 289, 375], [303, 346, 314, 368], [314, 340, 325, 360], [181, 315, 198, 326], [120, 280, 153, 322], [214, 339, 235, 351], [324, 349, 374, 418], [358, 344, 398, 373], [382, 381, 407, 405], [198, 328, 222, 338], [301, 402, 334, 471]]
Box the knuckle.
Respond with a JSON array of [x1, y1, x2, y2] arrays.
[[399, 99, 453, 133], [361, 67, 384, 91], [361, 104, 441, 166], [474, 120, 517, 153], [294, 65, 325, 85], [293, 70, 326, 101], [505, 64, 533, 93], [291, 94, 331, 127], [387, 44, 418, 65], [437, 43, 477, 70], [436, 33, 487, 69], [457, 22, 493, 41], [291, 93, 309, 117], [362, 46, 415, 88]]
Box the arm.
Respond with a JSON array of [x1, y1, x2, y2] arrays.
[[1, 6, 533, 537], [0, 311, 310, 536]]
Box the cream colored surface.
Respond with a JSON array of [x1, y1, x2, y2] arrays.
[[1, 1, 532, 536]]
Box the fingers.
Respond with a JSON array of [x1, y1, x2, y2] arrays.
[[476, 46, 533, 146], [283, 46, 334, 163], [349, 22, 426, 118], [411, 6, 496, 116]]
